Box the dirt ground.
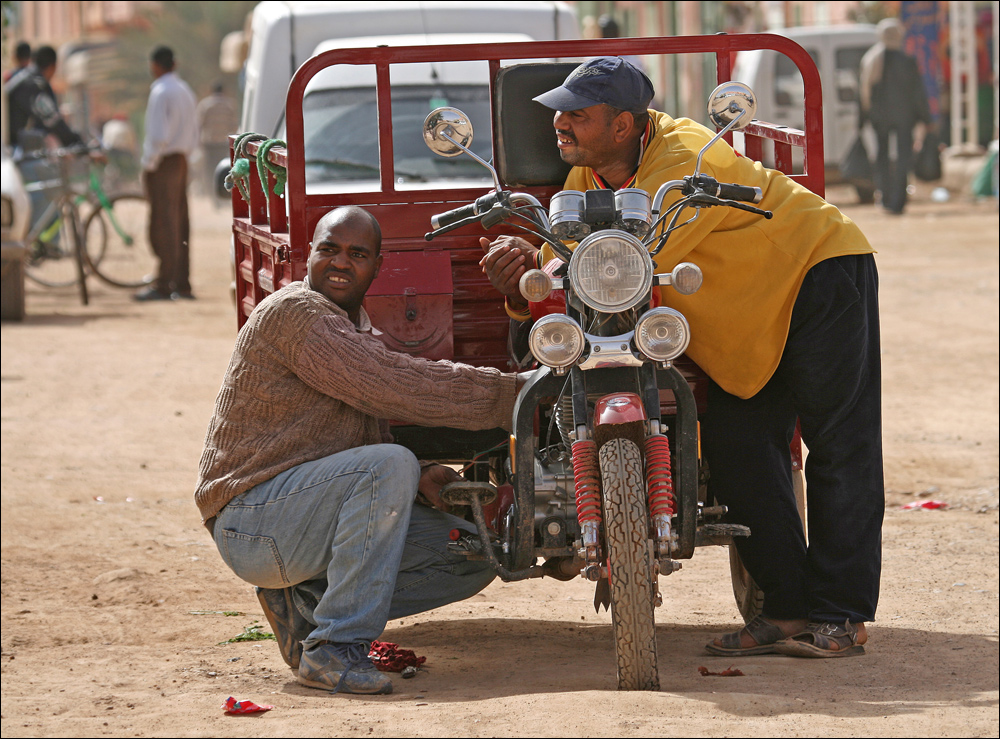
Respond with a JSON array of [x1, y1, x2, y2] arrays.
[[1, 185, 997, 738]]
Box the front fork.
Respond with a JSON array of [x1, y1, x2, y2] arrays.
[[509, 363, 699, 573], [568, 364, 698, 576]]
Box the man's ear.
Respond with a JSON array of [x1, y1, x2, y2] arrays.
[[612, 111, 635, 144], [374, 252, 384, 276]]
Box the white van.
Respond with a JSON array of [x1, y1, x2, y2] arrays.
[[732, 24, 877, 179], [293, 32, 565, 193], [241, 1, 579, 138]]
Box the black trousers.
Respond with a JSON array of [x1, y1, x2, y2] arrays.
[[144, 153, 191, 294], [873, 124, 914, 214], [701, 254, 884, 623]]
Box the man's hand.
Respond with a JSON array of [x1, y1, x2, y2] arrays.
[[479, 236, 539, 309], [416, 463, 464, 513]]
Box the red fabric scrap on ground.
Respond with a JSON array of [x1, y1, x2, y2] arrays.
[[369, 640, 427, 672], [900, 499, 949, 510], [223, 696, 274, 714], [698, 665, 744, 677]]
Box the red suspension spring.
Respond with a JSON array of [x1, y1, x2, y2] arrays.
[[572, 439, 602, 524], [645, 434, 675, 517]]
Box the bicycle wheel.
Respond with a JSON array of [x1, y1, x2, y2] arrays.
[[24, 202, 82, 288], [84, 194, 155, 288]]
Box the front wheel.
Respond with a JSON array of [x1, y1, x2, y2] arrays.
[[599, 438, 659, 691], [83, 195, 155, 288], [24, 202, 80, 288]]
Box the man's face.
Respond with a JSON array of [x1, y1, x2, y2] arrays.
[[552, 105, 622, 169], [308, 215, 383, 322]]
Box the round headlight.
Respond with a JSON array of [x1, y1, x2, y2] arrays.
[[635, 307, 690, 362], [528, 314, 585, 370], [568, 231, 653, 313]]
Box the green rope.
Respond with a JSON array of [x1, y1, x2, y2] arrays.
[[256, 138, 288, 196], [225, 132, 267, 203]]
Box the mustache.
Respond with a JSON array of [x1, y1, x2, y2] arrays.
[[555, 129, 576, 143]]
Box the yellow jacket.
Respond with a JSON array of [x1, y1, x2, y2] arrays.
[[543, 110, 873, 399]]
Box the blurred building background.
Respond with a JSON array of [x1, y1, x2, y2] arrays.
[[2, 1, 996, 150]]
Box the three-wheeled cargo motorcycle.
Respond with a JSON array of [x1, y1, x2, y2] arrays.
[[227, 34, 823, 691]]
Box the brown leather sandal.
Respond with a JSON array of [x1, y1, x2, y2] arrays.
[[774, 620, 866, 658], [705, 615, 788, 656]]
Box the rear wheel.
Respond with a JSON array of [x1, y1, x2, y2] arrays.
[[84, 195, 155, 288], [729, 467, 806, 623], [599, 438, 659, 691]]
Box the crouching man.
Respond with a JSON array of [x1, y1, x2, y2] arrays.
[[195, 206, 519, 694]]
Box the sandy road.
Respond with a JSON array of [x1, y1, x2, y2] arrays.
[[1, 187, 997, 737]]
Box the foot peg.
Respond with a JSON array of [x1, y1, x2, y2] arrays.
[[439, 481, 497, 507], [696, 522, 751, 547]]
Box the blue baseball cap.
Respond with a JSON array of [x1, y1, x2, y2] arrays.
[[533, 57, 654, 112]]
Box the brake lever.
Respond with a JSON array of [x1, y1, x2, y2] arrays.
[[687, 192, 772, 219]]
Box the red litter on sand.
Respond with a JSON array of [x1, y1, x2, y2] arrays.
[[223, 696, 273, 714], [698, 665, 744, 677], [369, 640, 427, 672], [900, 499, 949, 510]]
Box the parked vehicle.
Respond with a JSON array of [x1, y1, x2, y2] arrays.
[[240, 0, 578, 138], [732, 24, 876, 194], [227, 34, 822, 691], [1, 145, 31, 321]]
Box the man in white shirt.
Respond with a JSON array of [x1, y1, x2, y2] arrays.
[[136, 45, 198, 301]]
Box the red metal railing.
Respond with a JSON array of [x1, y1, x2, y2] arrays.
[[231, 34, 824, 329]]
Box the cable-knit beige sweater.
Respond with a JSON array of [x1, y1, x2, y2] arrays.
[[195, 281, 518, 522]]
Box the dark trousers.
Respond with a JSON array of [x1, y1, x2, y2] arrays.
[[701, 254, 884, 623], [873, 124, 914, 214], [144, 153, 190, 294]]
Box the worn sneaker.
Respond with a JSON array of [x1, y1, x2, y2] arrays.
[[255, 586, 313, 670], [297, 642, 393, 694], [133, 286, 173, 302]]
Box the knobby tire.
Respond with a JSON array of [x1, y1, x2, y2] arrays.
[[599, 437, 660, 691]]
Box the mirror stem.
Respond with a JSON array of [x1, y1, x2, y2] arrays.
[[441, 130, 503, 193], [693, 109, 744, 178]]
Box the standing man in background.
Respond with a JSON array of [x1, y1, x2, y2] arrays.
[[137, 45, 198, 302]]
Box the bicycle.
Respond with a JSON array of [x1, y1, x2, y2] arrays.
[[18, 145, 93, 305], [20, 145, 155, 292]]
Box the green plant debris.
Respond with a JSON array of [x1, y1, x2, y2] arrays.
[[219, 622, 276, 645], [189, 610, 245, 616]]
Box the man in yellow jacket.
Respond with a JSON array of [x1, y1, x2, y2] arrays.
[[483, 57, 882, 658]]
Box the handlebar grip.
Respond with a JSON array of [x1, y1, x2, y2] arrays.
[[430, 191, 499, 230], [431, 202, 480, 231], [716, 183, 763, 204]]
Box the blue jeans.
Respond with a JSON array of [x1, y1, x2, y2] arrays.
[[212, 444, 495, 648], [702, 254, 884, 623]]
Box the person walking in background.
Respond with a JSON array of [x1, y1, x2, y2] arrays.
[[195, 82, 239, 200], [136, 45, 198, 302], [859, 18, 931, 215]]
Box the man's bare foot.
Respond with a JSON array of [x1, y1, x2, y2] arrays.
[[705, 615, 808, 656]]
